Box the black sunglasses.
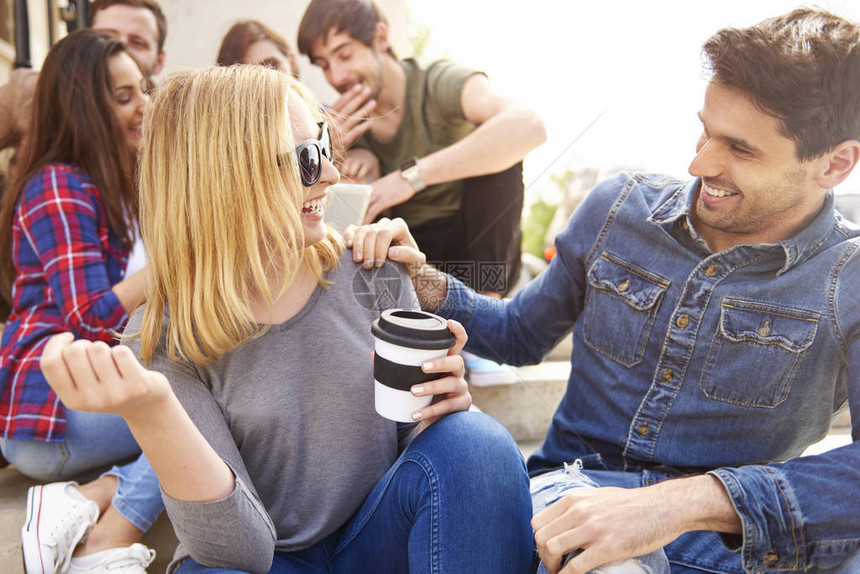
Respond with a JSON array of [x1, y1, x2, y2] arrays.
[[277, 122, 332, 187]]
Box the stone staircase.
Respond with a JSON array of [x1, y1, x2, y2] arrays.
[[470, 333, 572, 443]]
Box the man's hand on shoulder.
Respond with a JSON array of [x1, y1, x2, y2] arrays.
[[0, 68, 38, 149], [343, 217, 447, 312], [532, 474, 741, 574]]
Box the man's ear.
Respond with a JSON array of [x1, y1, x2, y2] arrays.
[[152, 50, 166, 76], [815, 140, 860, 189], [372, 22, 390, 54]]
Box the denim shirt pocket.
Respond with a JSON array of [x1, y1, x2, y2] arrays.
[[582, 253, 670, 367], [700, 298, 819, 408]]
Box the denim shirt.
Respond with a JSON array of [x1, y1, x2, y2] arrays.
[[439, 173, 860, 572]]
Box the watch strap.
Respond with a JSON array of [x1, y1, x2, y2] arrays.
[[399, 157, 427, 192]]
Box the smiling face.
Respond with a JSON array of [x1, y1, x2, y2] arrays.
[[92, 4, 164, 77], [287, 90, 339, 247], [108, 51, 148, 155], [309, 28, 384, 97], [688, 82, 829, 252]]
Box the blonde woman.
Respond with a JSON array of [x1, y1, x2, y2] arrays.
[[40, 66, 533, 574]]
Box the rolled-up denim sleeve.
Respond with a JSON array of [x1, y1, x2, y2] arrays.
[[708, 256, 860, 573], [438, 174, 625, 366], [709, 439, 860, 572]]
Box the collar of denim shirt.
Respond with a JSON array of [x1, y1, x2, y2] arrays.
[[647, 177, 838, 276]]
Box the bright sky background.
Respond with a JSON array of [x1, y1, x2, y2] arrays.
[[406, 0, 860, 201]]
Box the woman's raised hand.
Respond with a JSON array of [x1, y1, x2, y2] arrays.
[[41, 333, 172, 419]]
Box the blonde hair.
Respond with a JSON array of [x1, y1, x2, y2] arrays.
[[136, 65, 342, 365]]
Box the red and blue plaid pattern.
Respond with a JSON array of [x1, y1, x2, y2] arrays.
[[0, 164, 130, 442]]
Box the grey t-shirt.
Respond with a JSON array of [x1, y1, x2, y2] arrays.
[[124, 252, 418, 573]]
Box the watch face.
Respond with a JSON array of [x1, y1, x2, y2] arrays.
[[400, 157, 418, 172]]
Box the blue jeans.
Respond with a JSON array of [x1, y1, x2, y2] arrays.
[[0, 408, 163, 532], [532, 456, 860, 574], [176, 412, 534, 573], [530, 461, 670, 574]]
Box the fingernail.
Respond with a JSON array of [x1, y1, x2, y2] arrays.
[[411, 385, 424, 395], [388, 247, 398, 258], [422, 361, 433, 371], [412, 411, 423, 421], [374, 259, 382, 267], [354, 250, 362, 259], [346, 239, 353, 247]]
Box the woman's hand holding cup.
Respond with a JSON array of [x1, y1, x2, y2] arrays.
[[410, 319, 472, 426]]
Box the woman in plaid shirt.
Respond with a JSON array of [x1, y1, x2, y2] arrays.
[[0, 30, 162, 573]]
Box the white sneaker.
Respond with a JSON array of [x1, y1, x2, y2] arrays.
[[67, 544, 155, 573], [463, 351, 518, 387], [22, 482, 100, 574]]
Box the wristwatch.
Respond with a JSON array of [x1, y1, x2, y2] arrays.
[[399, 157, 427, 192]]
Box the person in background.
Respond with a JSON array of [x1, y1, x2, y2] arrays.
[[217, 20, 299, 78], [215, 19, 372, 173], [298, 0, 546, 384], [0, 0, 167, 152], [0, 30, 161, 574], [87, 0, 167, 82], [297, 0, 546, 297], [40, 65, 535, 574], [350, 8, 860, 573]]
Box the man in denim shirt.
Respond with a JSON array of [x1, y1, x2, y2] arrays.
[[347, 8, 860, 574]]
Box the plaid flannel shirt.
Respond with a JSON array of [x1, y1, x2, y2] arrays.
[[0, 164, 129, 442]]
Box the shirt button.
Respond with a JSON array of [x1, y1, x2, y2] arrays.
[[705, 264, 719, 277], [618, 279, 630, 293], [637, 422, 650, 436], [758, 321, 771, 337], [764, 551, 779, 566], [680, 220, 689, 231], [662, 369, 675, 383], [676, 314, 690, 329]]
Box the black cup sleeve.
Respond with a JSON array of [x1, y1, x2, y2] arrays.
[[374, 354, 444, 392]]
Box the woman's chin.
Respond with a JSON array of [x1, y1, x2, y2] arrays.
[[301, 219, 328, 247]]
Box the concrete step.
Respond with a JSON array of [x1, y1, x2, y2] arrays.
[[471, 360, 569, 443], [832, 409, 851, 429], [468, 334, 572, 443]]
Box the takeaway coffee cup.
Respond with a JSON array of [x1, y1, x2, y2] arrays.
[[371, 309, 456, 422]]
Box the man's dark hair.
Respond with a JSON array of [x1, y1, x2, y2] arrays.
[[703, 8, 860, 160], [297, 0, 394, 58], [88, 0, 168, 51]]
